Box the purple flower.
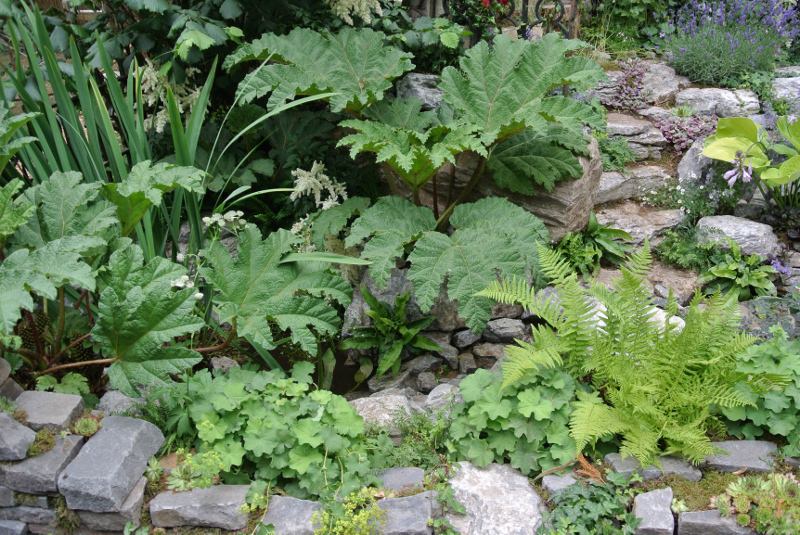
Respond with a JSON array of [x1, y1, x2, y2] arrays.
[[724, 151, 753, 187], [770, 258, 792, 276]]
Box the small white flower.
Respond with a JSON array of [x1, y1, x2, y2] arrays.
[[193, 292, 204, 301]]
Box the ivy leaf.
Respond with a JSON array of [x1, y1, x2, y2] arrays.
[[0, 179, 34, 244], [104, 160, 204, 236], [94, 243, 203, 397], [227, 27, 414, 112]]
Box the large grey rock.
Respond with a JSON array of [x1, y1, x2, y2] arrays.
[[704, 440, 776, 473], [350, 390, 415, 434], [0, 435, 83, 493], [379, 491, 437, 535], [0, 520, 27, 535], [740, 295, 800, 339], [425, 332, 459, 368], [416, 371, 438, 394], [0, 507, 54, 525], [604, 453, 701, 481], [541, 474, 577, 496], [678, 510, 755, 534], [405, 354, 441, 375], [596, 166, 671, 205], [446, 462, 544, 534], [452, 329, 481, 349], [13, 391, 83, 431], [78, 477, 146, 531], [0, 486, 13, 507], [642, 62, 690, 104], [261, 495, 321, 535], [96, 391, 143, 417], [483, 318, 527, 343], [471, 343, 505, 359], [367, 367, 414, 393], [149, 485, 249, 530], [596, 201, 683, 244], [678, 138, 713, 182], [0, 359, 9, 385], [676, 88, 760, 117], [58, 416, 164, 512], [634, 488, 674, 535], [0, 380, 22, 402], [773, 75, 800, 114], [424, 383, 461, 412], [381, 467, 425, 492], [458, 352, 477, 374], [0, 413, 35, 461], [396, 73, 443, 110], [696, 216, 780, 258], [606, 113, 667, 161]]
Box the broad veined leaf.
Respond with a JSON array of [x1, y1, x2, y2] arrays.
[[226, 27, 414, 112], [0, 179, 34, 244], [93, 243, 203, 396], [777, 116, 800, 152], [703, 137, 770, 169], [487, 129, 584, 193], [761, 156, 800, 187], [439, 33, 604, 145], [713, 117, 761, 144], [345, 196, 436, 286], [15, 171, 117, 249], [103, 160, 205, 236], [202, 225, 352, 356], [309, 196, 371, 249]]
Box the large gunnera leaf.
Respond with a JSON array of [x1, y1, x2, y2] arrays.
[[439, 33, 604, 144], [0, 179, 34, 245], [226, 27, 413, 112], [202, 225, 352, 356], [93, 243, 203, 396]]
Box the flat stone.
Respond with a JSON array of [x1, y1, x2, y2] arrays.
[[58, 416, 164, 512], [350, 390, 414, 434], [678, 510, 755, 534], [96, 391, 143, 417], [368, 368, 413, 393], [210, 356, 239, 373], [634, 488, 674, 535], [405, 354, 441, 375], [446, 462, 544, 535], [696, 216, 780, 258], [607, 113, 652, 136], [452, 329, 481, 349], [596, 201, 683, 244], [0, 520, 27, 535], [381, 467, 425, 492], [773, 76, 800, 114], [261, 495, 321, 535], [704, 440, 776, 473], [649, 261, 700, 306], [0, 380, 22, 402], [425, 332, 459, 369], [678, 138, 713, 182], [378, 491, 437, 535], [471, 343, 504, 359], [149, 485, 249, 530], [78, 477, 146, 531], [596, 166, 672, 205], [642, 62, 690, 104], [0, 359, 9, 385], [491, 302, 523, 319], [676, 88, 760, 117], [415, 371, 438, 394], [0, 413, 35, 461], [0, 435, 83, 493], [14, 391, 83, 431], [541, 474, 577, 495], [424, 383, 461, 412], [604, 453, 701, 481], [458, 352, 477, 374], [483, 318, 527, 343], [0, 507, 54, 525], [396, 73, 443, 110], [0, 486, 13, 507]]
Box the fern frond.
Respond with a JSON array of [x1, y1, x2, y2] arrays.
[[501, 337, 564, 389], [569, 392, 626, 452], [536, 243, 576, 283], [478, 276, 537, 310]]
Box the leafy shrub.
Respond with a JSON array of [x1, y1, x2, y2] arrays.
[[598, 135, 637, 172], [556, 213, 633, 278], [539, 472, 641, 535], [312, 487, 386, 535], [182, 363, 387, 499], [340, 288, 439, 380], [712, 473, 800, 534], [665, 1, 798, 86], [446, 368, 577, 475], [480, 244, 782, 466], [166, 449, 225, 492], [698, 241, 777, 301], [371, 411, 450, 472], [655, 227, 724, 272], [723, 326, 800, 457]]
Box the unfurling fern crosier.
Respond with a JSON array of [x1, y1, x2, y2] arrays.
[[477, 242, 787, 466]]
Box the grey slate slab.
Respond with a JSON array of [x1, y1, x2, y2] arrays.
[[0, 379, 23, 402], [0, 413, 35, 461], [0, 435, 83, 493], [380, 467, 425, 492], [704, 441, 776, 473], [261, 495, 322, 535], [0, 520, 27, 535], [0, 506, 55, 525], [678, 510, 755, 534], [605, 453, 702, 481], [149, 485, 249, 530], [378, 491, 437, 535], [633, 488, 673, 535], [78, 477, 146, 531], [14, 391, 83, 431]]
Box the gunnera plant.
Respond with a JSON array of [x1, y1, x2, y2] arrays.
[[664, 0, 799, 86]]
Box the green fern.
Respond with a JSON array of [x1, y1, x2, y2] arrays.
[[480, 244, 784, 466]]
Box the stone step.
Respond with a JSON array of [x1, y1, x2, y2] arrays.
[[149, 485, 250, 531], [595, 201, 683, 245], [378, 491, 438, 535], [77, 477, 146, 531], [596, 166, 671, 206]]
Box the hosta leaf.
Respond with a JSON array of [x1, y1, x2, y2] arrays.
[[103, 161, 204, 236], [0, 179, 34, 243], [439, 33, 604, 145], [227, 27, 413, 112], [487, 129, 584, 194], [94, 243, 203, 396]]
